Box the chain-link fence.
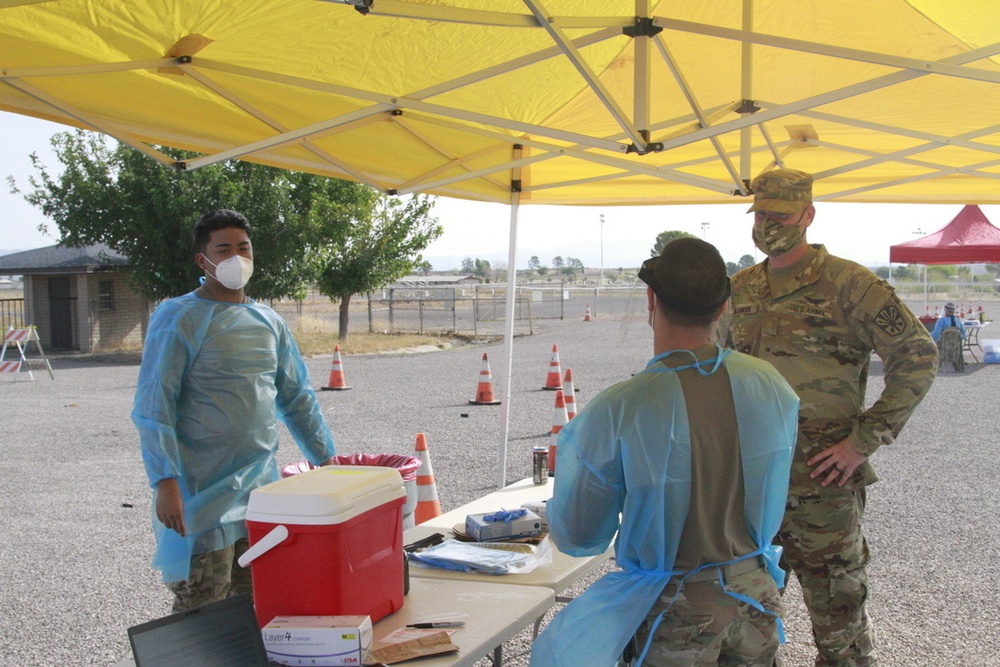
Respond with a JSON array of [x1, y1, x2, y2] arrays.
[[271, 281, 1000, 340], [273, 285, 651, 337]]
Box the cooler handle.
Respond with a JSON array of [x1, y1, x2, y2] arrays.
[[238, 525, 289, 568]]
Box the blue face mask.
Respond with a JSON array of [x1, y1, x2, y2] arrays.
[[644, 344, 730, 376]]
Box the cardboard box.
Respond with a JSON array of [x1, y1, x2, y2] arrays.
[[262, 615, 372, 666], [466, 509, 543, 541]]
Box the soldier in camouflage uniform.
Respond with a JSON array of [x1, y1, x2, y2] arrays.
[[725, 170, 938, 667]]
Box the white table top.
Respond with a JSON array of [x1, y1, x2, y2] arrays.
[[113, 578, 553, 667], [406, 477, 613, 594], [370, 578, 553, 667]]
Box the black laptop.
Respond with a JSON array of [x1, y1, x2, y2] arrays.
[[127, 595, 270, 667]]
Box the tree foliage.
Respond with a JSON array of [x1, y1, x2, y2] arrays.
[[651, 230, 697, 257], [13, 130, 372, 301], [313, 194, 441, 339], [14, 131, 442, 341]]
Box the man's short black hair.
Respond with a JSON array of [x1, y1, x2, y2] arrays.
[[192, 210, 252, 253], [638, 237, 731, 326]]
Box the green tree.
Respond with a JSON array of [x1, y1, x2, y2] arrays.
[[725, 261, 739, 276], [12, 130, 357, 301], [738, 254, 755, 270], [527, 256, 541, 272], [461, 257, 476, 273], [474, 258, 492, 279], [561, 257, 584, 279], [313, 194, 441, 340], [552, 256, 565, 270], [415, 259, 433, 275], [651, 230, 696, 257]]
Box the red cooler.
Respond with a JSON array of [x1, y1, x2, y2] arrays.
[[241, 466, 406, 627]]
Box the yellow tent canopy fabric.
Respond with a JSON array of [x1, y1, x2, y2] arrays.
[[2, 0, 999, 206]]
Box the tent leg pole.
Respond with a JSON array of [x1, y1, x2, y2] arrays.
[[497, 188, 521, 490]]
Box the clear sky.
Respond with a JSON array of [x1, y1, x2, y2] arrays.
[[3, 111, 993, 270]]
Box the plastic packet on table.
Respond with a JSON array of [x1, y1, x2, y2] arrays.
[[408, 536, 552, 575]]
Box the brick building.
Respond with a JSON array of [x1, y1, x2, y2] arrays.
[[0, 244, 147, 353]]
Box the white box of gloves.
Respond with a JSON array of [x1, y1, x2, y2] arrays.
[[465, 508, 543, 541], [262, 615, 372, 666]]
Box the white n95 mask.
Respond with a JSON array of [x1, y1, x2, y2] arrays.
[[203, 255, 254, 290]]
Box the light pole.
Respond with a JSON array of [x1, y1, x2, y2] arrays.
[[599, 213, 605, 288]]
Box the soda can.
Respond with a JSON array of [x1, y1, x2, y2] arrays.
[[532, 447, 548, 485]]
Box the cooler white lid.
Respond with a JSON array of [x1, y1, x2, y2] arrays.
[[246, 466, 405, 525]]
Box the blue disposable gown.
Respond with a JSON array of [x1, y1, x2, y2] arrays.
[[530, 348, 798, 667], [132, 292, 335, 582]]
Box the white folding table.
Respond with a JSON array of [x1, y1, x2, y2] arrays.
[[405, 476, 613, 594]]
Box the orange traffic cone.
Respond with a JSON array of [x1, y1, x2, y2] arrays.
[[320, 344, 351, 390], [413, 433, 441, 523], [548, 390, 567, 476], [543, 344, 564, 390], [563, 368, 577, 420], [469, 352, 501, 405], [583, 304, 593, 322]]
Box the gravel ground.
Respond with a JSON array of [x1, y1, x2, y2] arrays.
[[1, 309, 998, 666]]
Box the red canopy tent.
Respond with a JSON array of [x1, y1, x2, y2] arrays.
[[889, 205, 1000, 265]]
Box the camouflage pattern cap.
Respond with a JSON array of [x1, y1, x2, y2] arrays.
[[747, 168, 813, 214]]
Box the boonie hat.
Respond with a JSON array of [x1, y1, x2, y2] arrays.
[[944, 302, 956, 310], [747, 168, 813, 214], [638, 237, 730, 316]]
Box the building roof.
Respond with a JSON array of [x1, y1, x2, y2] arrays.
[[394, 274, 481, 286], [0, 243, 128, 274]]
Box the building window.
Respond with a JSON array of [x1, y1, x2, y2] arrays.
[[99, 280, 115, 311]]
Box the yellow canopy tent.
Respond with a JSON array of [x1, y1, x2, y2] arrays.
[[2, 0, 999, 205], [3, 0, 999, 484]]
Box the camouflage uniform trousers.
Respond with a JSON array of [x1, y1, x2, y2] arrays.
[[166, 538, 252, 612], [774, 491, 876, 667], [937, 328, 965, 372], [630, 565, 783, 666]]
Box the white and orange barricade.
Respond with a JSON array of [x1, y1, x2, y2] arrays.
[[320, 344, 351, 390], [469, 352, 501, 405], [542, 344, 563, 390], [1, 326, 53, 381], [413, 433, 442, 523]]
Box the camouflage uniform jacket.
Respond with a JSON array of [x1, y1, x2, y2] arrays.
[[727, 245, 937, 495]]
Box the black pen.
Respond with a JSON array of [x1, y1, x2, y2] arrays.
[[406, 621, 465, 628]]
